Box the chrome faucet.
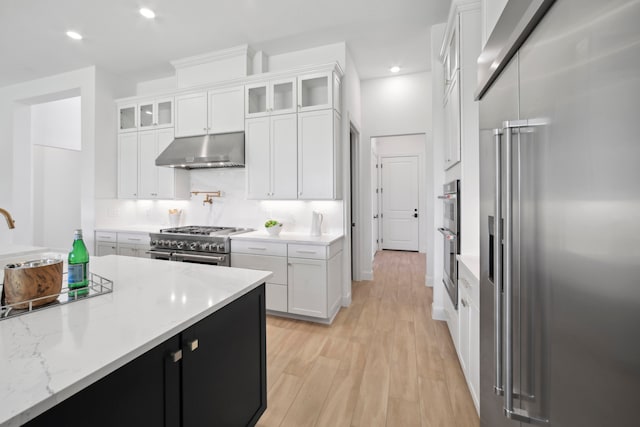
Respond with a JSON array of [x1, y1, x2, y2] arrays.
[[0, 208, 15, 229]]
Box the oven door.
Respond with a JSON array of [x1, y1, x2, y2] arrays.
[[440, 195, 458, 231], [438, 227, 458, 309], [171, 252, 229, 267], [147, 249, 173, 261]]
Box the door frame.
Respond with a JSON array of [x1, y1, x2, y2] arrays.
[[349, 122, 361, 281], [378, 154, 421, 251]]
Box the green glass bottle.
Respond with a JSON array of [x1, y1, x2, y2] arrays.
[[68, 229, 89, 297]]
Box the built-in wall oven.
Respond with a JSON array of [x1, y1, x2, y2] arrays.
[[438, 180, 460, 309]]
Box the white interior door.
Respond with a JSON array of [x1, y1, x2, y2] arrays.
[[381, 156, 419, 251]]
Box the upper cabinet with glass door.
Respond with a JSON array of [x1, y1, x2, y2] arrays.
[[297, 71, 341, 114], [138, 97, 174, 130], [245, 77, 297, 118], [118, 103, 138, 133]]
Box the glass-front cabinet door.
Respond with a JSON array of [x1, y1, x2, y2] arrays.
[[245, 82, 269, 118], [297, 72, 334, 113], [270, 77, 297, 115], [139, 97, 174, 129], [118, 104, 137, 133]]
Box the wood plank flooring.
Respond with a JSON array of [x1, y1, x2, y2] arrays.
[[257, 250, 479, 427]]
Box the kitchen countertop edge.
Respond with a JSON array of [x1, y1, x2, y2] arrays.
[[230, 231, 344, 245]]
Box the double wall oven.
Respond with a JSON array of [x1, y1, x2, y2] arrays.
[[438, 180, 460, 309]]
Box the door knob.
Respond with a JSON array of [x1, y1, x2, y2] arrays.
[[413, 213, 418, 218]]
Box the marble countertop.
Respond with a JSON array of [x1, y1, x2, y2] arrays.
[[457, 253, 480, 281], [231, 230, 344, 245], [0, 256, 271, 427]]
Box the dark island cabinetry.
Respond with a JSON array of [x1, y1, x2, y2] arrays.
[[26, 284, 266, 427]]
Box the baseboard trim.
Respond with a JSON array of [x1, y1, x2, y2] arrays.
[[425, 274, 434, 287], [342, 293, 352, 307], [266, 308, 340, 325], [361, 270, 373, 280], [432, 304, 447, 321]]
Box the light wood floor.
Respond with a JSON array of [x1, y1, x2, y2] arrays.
[[257, 250, 479, 427]]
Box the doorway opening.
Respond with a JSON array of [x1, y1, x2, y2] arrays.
[[371, 133, 427, 254]]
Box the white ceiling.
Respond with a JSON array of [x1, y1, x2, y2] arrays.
[[0, 0, 450, 88]]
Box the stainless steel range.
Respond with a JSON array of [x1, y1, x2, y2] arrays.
[[148, 226, 252, 266]]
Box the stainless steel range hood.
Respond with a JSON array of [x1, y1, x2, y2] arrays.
[[155, 132, 245, 169]]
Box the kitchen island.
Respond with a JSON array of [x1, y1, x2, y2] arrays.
[[0, 255, 271, 427]]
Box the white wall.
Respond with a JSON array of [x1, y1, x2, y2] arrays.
[[373, 134, 428, 254], [268, 42, 346, 73], [431, 23, 447, 320], [360, 71, 432, 280], [30, 97, 81, 150], [0, 67, 96, 248]]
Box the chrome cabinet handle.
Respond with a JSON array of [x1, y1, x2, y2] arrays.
[[296, 250, 317, 254], [460, 298, 468, 308], [248, 247, 266, 251], [186, 339, 199, 352], [437, 227, 456, 240], [170, 349, 182, 363], [494, 128, 504, 397], [437, 194, 457, 200]]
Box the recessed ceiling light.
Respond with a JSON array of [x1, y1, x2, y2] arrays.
[[390, 66, 401, 73], [139, 8, 156, 19], [66, 31, 83, 40]]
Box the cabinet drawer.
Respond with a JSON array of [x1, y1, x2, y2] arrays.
[[231, 240, 287, 257], [265, 283, 288, 312], [95, 231, 117, 242], [458, 261, 479, 305], [288, 244, 327, 260], [118, 233, 151, 245], [230, 253, 287, 285]]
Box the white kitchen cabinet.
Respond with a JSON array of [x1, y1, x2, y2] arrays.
[[288, 257, 327, 318], [457, 257, 480, 413], [175, 87, 244, 137], [231, 237, 343, 321], [440, 2, 480, 172], [298, 109, 341, 200], [118, 104, 137, 133], [138, 97, 174, 130], [208, 86, 245, 133], [297, 71, 341, 114], [245, 77, 297, 118], [174, 92, 208, 137], [444, 71, 461, 169], [138, 128, 189, 199], [117, 132, 138, 199], [246, 114, 297, 200], [95, 241, 117, 256], [119, 128, 189, 200]]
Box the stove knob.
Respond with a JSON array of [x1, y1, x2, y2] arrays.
[[158, 240, 167, 247], [151, 239, 158, 246], [217, 243, 225, 252], [169, 241, 177, 248], [200, 243, 210, 251], [189, 242, 199, 250], [176, 241, 185, 250]]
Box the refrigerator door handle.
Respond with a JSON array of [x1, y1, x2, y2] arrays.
[[502, 122, 549, 424], [493, 129, 504, 396]]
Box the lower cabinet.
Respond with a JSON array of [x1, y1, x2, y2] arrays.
[[457, 258, 480, 413], [94, 231, 150, 259], [25, 284, 267, 427], [231, 238, 343, 321]]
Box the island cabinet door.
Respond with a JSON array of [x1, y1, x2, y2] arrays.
[[24, 335, 182, 427], [181, 284, 267, 427]]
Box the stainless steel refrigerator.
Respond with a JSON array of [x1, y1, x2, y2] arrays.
[[477, 0, 640, 425]]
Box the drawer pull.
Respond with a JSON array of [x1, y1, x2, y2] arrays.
[[170, 349, 182, 363], [296, 250, 317, 254], [248, 247, 267, 251]]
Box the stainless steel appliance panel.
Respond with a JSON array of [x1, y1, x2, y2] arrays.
[[480, 57, 521, 427], [480, 0, 640, 425], [517, 0, 640, 425]]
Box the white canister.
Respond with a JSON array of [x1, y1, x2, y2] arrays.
[[310, 211, 323, 236], [168, 209, 182, 227]]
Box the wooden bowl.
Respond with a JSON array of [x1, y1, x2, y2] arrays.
[[3, 259, 63, 309]]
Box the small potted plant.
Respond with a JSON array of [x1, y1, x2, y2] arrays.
[[264, 219, 283, 236]]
